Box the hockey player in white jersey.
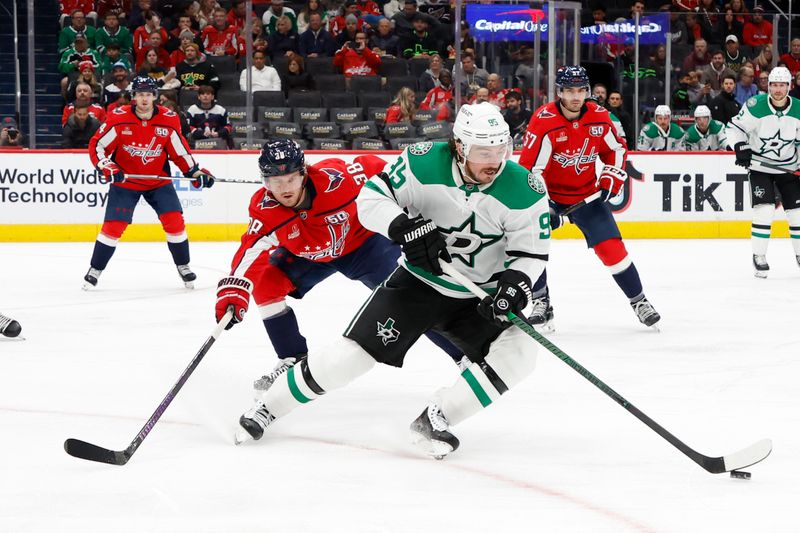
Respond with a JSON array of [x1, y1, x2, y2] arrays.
[[682, 105, 727, 151], [726, 66, 800, 277], [234, 102, 551, 458], [637, 105, 685, 151]]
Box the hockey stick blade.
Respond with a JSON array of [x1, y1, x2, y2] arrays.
[[64, 438, 130, 466], [719, 438, 772, 473]]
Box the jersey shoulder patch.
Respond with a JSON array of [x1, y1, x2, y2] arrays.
[[746, 97, 758, 108], [404, 142, 454, 186], [484, 161, 547, 209], [408, 141, 433, 156]]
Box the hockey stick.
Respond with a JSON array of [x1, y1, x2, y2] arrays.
[[440, 262, 772, 474], [561, 190, 603, 216], [748, 160, 800, 176], [123, 173, 261, 185], [64, 310, 234, 466]]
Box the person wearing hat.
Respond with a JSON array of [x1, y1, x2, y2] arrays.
[[58, 9, 97, 54], [335, 12, 361, 48], [94, 11, 133, 57], [743, 5, 772, 46], [681, 105, 727, 151], [0, 117, 24, 148], [399, 11, 442, 59], [102, 61, 132, 107], [58, 31, 101, 75], [167, 14, 201, 53], [723, 34, 747, 73], [170, 29, 204, 65], [262, 0, 298, 36], [64, 60, 103, 103], [637, 105, 685, 151], [328, 0, 363, 38]]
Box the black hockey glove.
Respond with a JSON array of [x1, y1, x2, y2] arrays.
[[734, 143, 752, 169], [477, 269, 533, 326], [186, 165, 215, 188], [548, 201, 563, 231], [388, 214, 451, 276]]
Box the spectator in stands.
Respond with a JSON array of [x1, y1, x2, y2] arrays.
[[743, 6, 772, 46], [478, 74, 509, 109], [757, 70, 770, 95], [299, 12, 337, 57], [605, 90, 634, 148], [99, 42, 131, 75], [95, 12, 133, 57], [454, 21, 474, 59], [197, 0, 220, 30], [0, 117, 25, 149], [263, 0, 298, 35], [227, 0, 256, 31], [59, 9, 96, 54], [240, 50, 282, 92], [127, 0, 154, 29], [201, 8, 239, 57], [333, 31, 381, 77], [370, 17, 399, 57], [671, 72, 693, 110], [472, 87, 490, 105], [171, 30, 203, 66], [682, 38, 711, 73], [790, 72, 800, 99], [392, 0, 431, 39], [107, 89, 131, 112], [385, 87, 416, 123], [501, 90, 531, 141], [419, 54, 444, 93], [336, 14, 361, 48], [65, 60, 103, 102], [187, 85, 233, 148], [59, 1, 98, 29], [753, 45, 773, 78], [102, 61, 131, 107], [283, 52, 315, 94], [458, 52, 488, 98], [135, 31, 172, 70], [709, 74, 740, 123], [684, 13, 701, 44], [159, 95, 191, 138], [629, 0, 645, 18], [399, 13, 441, 59], [133, 11, 168, 60], [688, 70, 714, 106], [779, 39, 800, 76], [268, 15, 300, 60], [330, 0, 365, 38], [356, 0, 382, 22], [716, 8, 744, 45], [419, 68, 453, 116], [59, 33, 102, 97], [699, 50, 735, 92], [138, 48, 180, 91], [237, 18, 269, 57], [651, 44, 669, 80], [297, 0, 328, 34], [666, 8, 690, 46], [96, 0, 131, 25], [62, 102, 101, 149], [723, 34, 747, 73], [591, 83, 607, 105], [175, 43, 220, 92], [695, 0, 720, 44], [383, 0, 404, 20], [168, 16, 201, 52], [734, 66, 758, 104], [62, 82, 107, 125]]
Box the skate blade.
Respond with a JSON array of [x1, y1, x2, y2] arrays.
[[81, 282, 95, 291], [183, 281, 195, 289], [753, 271, 768, 279], [533, 320, 555, 334], [234, 428, 253, 446], [0, 335, 26, 342], [410, 430, 454, 460]]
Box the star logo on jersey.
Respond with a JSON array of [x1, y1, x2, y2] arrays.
[[376, 317, 400, 346], [320, 168, 345, 192], [439, 213, 502, 267], [758, 131, 793, 158]]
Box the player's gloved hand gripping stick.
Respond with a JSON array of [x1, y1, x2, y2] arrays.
[[441, 261, 772, 475]]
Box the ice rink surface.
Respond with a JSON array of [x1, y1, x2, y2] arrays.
[[1, 238, 798, 533]]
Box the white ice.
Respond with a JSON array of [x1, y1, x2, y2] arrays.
[[0, 239, 798, 533]]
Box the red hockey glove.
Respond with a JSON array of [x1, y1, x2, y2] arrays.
[[597, 164, 627, 202], [186, 165, 215, 189], [215, 276, 252, 329], [97, 158, 125, 184]]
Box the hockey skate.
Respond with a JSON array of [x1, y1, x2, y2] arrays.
[[82, 268, 103, 290], [752, 255, 769, 279], [176, 264, 196, 289], [631, 297, 661, 330], [253, 354, 306, 394], [0, 313, 22, 338], [234, 401, 276, 445], [528, 296, 555, 333], [410, 403, 460, 460]]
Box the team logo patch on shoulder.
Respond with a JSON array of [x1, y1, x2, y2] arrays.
[[527, 173, 546, 194], [409, 141, 433, 156], [320, 168, 345, 192], [155, 127, 168, 137], [537, 108, 556, 119], [747, 97, 758, 108], [589, 125, 604, 137]]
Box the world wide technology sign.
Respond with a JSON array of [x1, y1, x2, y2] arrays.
[[466, 4, 669, 44]]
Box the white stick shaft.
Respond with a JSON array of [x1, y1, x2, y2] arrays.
[[440, 262, 490, 299]]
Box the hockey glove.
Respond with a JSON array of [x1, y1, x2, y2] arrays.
[[734, 143, 753, 169], [597, 164, 627, 202], [388, 214, 451, 276], [548, 202, 563, 231], [477, 269, 533, 326], [215, 276, 252, 329], [186, 165, 215, 189], [97, 158, 125, 184]]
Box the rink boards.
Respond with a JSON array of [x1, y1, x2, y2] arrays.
[[0, 149, 791, 241]]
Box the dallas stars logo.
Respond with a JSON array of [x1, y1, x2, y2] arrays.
[[376, 318, 400, 346], [758, 130, 793, 158], [439, 213, 502, 267]]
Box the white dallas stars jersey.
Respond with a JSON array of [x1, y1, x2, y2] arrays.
[[726, 93, 800, 174], [357, 142, 551, 298]]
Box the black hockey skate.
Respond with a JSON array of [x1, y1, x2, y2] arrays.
[[82, 268, 102, 290], [0, 313, 22, 338], [631, 297, 661, 329], [528, 295, 554, 333], [176, 264, 196, 289], [253, 354, 307, 393], [410, 403, 460, 460], [234, 402, 276, 444], [752, 255, 769, 279]]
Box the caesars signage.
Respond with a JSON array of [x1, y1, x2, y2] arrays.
[[0, 150, 782, 240]]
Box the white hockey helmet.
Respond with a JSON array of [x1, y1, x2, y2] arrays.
[[654, 105, 671, 117], [452, 102, 513, 177], [694, 105, 711, 118], [768, 66, 792, 84]]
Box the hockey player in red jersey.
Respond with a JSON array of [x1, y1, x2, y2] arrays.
[[84, 76, 215, 290], [215, 139, 463, 392], [518, 66, 660, 329]]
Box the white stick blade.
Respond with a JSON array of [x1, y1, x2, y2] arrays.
[[723, 438, 772, 472]]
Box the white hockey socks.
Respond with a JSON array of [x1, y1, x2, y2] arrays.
[[751, 204, 775, 256], [786, 208, 800, 256], [438, 327, 538, 426]]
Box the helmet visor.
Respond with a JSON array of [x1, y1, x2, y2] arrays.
[[465, 142, 512, 165], [262, 170, 304, 192]]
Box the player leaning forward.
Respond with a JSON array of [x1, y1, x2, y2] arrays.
[[233, 102, 550, 457], [726, 66, 800, 278], [84, 76, 216, 289]]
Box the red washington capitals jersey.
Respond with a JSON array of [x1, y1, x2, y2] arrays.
[[518, 101, 626, 204], [89, 104, 196, 191], [229, 155, 389, 281]]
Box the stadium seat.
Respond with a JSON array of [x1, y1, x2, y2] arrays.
[[349, 76, 381, 94], [418, 121, 452, 139], [315, 74, 348, 93], [253, 91, 287, 107], [287, 90, 322, 108], [341, 121, 379, 140], [412, 109, 435, 125], [383, 122, 414, 139], [386, 76, 418, 94], [358, 92, 391, 109], [267, 121, 303, 139], [194, 138, 228, 150], [305, 56, 336, 75], [408, 58, 430, 78], [179, 90, 200, 108], [330, 107, 364, 123], [293, 107, 328, 124], [232, 123, 261, 137], [322, 91, 357, 108], [258, 106, 292, 123], [225, 106, 250, 122], [303, 122, 340, 139], [367, 106, 387, 123], [352, 138, 388, 150], [236, 138, 268, 150], [389, 138, 419, 150], [216, 90, 247, 107], [271, 56, 290, 76], [219, 72, 239, 90], [378, 58, 409, 77], [312, 138, 349, 150], [207, 55, 237, 75]]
